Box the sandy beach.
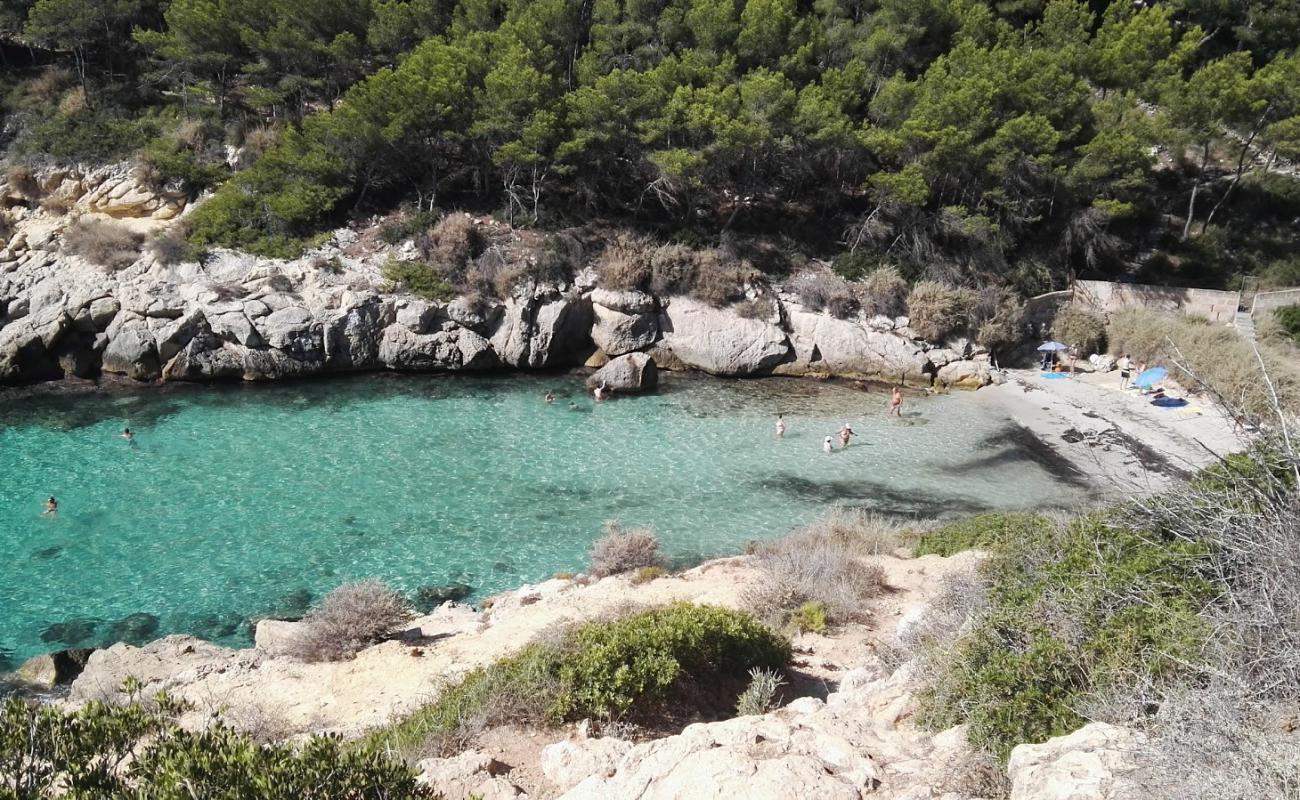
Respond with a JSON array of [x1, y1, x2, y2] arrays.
[[975, 367, 1244, 498]]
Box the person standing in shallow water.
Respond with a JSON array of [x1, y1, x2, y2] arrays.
[[823, 436, 834, 454], [838, 423, 856, 448], [775, 414, 786, 438], [43, 496, 57, 516], [889, 387, 903, 417]]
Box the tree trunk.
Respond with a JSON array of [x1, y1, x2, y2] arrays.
[[1181, 143, 1211, 241], [1201, 106, 1272, 235]]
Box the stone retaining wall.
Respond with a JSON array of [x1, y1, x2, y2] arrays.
[[1073, 279, 1240, 324]]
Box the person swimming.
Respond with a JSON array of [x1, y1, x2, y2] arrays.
[[838, 423, 856, 448], [121, 427, 134, 442], [823, 436, 833, 454], [775, 414, 786, 438], [568, 401, 579, 410], [544, 391, 556, 404], [43, 496, 57, 516], [593, 382, 608, 402], [889, 387, 903, 417]]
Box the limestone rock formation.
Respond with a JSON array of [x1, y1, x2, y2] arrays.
[[417, 751, 527, 800], [1008, 723, 1145, 800], [659, 296, 790, 376], [101, 320, 160, 380], [586, 352, 657, 393], [780, 309, 931, 386]]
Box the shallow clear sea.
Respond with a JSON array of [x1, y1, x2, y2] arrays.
[[0, 373, 1090, 666]]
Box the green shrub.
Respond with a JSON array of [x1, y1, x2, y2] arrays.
[[735, 667, 785, 716], [380, 208, 442, 244], [138, 133, 228, 195], [1272, 304, 1300, 344], [0, 695, 433, 798], [913, 513, 1052, 557], [369, 603, 790, 757], [791, 601, 828, 634], [916, 514, 1215, 761], [382, 260, 456, 301], [631, 565, 666, 585], [1052, 306, 1107, 355]]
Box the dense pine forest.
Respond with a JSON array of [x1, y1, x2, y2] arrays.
[[2, 0, 1300, 293]]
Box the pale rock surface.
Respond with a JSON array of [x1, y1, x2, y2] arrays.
[[418, 751, 527, 800], [936, 359, 993, 390], [585, 352, 657, 392], [659, 296, 789, 376], [101, 319, 160, 380], [541, 738, 633, 792], [590, 301, 658, 356], [1008, 723, 1145, 800], [781, 309, 931, 385]]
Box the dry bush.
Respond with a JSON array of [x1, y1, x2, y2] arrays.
[[1052, 305, 1107, 355], [882, 569, 989, 675], [787, 271, 858, 318], [1106, 309, 1300, 419], [648, 242, 696, 295], [906, 281, 972, 341], [40, 196, 72, 216], [734, 296, 775, 320], [25, 67, 73, 105], [691, 249, 754, 306], [589, 521, 662, 577], [147, 224, 194, 266], [176, 119, 210, 150], [424, 213, 484, 284], [861, 266, 909, 318], [63, 219, 144, 270], [974, 288, 1026, 353], [58, 87, 87, 116], [597, 234, 655, 291], [743, 512, 891, 630], [5, 165, 41, 199], [243, 126, 279, 158], [286, 580, 412, 663]]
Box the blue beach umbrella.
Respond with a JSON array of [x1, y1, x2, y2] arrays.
[[1037, 341, 1069, 352], [1134, 366, 1167, 388]]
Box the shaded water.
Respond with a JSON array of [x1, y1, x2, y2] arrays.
[[0, 373, 1090, 666]]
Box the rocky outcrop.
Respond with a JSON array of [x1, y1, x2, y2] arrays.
[[659, 296, 790, 376], [491, 287, 593, 368], [14, 648, 95, 689], [590, 288, 658, 356], [1008, 723, 1145, 800], [101, 319, 160, 380], [779, 309, 932, 386], [417, 751, 526, 800], [586, 352, 657, 393]]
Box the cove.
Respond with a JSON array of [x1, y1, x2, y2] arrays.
[[0, 374, 1090, 667]]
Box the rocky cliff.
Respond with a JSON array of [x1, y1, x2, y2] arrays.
[[1, 166, 998, 390]]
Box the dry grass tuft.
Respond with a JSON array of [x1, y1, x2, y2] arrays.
[[63, 219, 143, 270], [589, 521, 662, 577], [1052, 305, 1107, 355], [5, 165, 41, 199], [286, 580, 412, 663], [743, 509, 898, 630], [147, 224, 195, 266], [906, 281, 973, 341], [788, 271, 858, 318], [861, 266, 909, 318]]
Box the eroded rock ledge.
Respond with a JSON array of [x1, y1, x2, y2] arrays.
[[1, 168, 999, 390]]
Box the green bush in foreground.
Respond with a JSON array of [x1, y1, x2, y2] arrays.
[[0, 695, 434, 799], [914, 513, 1214, 761], [382, 260, 456, 302], [1273, 304, 1300, 344], [369, 603, 789, 757]]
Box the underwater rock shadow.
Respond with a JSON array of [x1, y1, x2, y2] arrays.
[[752, 474, 993, 517]]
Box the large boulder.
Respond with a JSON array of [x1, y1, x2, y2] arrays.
[[1008, 723, 1145, 800], [324, 296, 390, 371], [491, 290, 592, 368], [0, 304, 71, 383], [935, 358, 993, 390], [586, 352, 657, 393], [779, 310, 932, 386], [380, 324, 499, 371], [102, 320, 161, 381], [658, 296, 790, 376], [15, 648, 95, 689], [162, 334, 247, 381], [156, 307, 208, 362], [207, 311, 263, 347], [589, 288, 655, 315], [259, 306, 323, 361], [590, 302, 658, 356]]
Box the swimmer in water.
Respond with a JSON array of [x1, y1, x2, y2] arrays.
[[568, 401, 579, 410], [43, 496, 58, 516], [121, 427, 134, 442], [593, 382, 608, 402], [823, 436, 834, 454], [838, 423, 856, 448], [889, 386, 903, 417], [544, 391, 556, 404], [775, 414, 786, 438]]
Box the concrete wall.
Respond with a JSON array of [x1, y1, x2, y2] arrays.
[[1252, 289, 1300, 317], [1072, 280, 1240, 324]]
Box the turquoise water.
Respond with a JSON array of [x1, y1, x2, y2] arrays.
[[0, 374, 1090, 667]]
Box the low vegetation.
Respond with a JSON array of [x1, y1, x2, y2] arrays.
[[1106, 309, 1300, 419], [381, 260, 456, 302], [906, 282, 973, 342], [1051, 306, 1107, 355], [367, 603, 790, 759], [596, 236, 754, 307], [589, 522, 662, 578], [62, 219, 144, 271], [735, 667, 786, 716], [0, 694, 433, 798], [1271, 304, 1300, 344], [743, 509, 896, 632], [287, 580, 412, 663]]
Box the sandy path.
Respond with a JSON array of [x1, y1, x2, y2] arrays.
[[974, 368, 1244, 498]]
